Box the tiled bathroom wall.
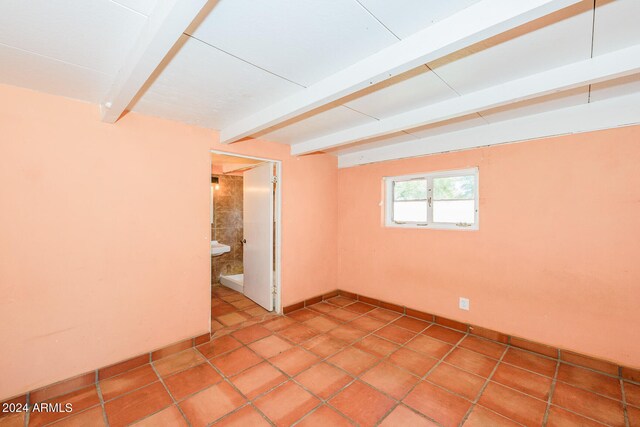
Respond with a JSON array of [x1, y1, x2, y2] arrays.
[[211, 174, 243, 284]]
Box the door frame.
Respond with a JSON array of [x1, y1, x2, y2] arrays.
[[210, 150, 283, 314]]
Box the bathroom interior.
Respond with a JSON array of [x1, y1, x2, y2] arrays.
[[210, 152, 278, 312]]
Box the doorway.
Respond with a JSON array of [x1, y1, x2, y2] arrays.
[[210, 150, 282, 314]]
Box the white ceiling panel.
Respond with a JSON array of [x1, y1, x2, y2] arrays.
[[427, 1, 594, 94], [344, 66, 459, 119], [259, 106, 376, 145], [589, 73, 640, 103], [593, 0, 640, 55], [187, 0, 397, 86], [356, 0, 481, 39], [111, 0, 157, 16], [0, 44, 111, 103], [0, 0, 147, 74], [131, 36, 301, 129], [479, 86, 589, 124]]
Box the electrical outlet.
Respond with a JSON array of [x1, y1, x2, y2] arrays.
[[459, 297, 470, 311]]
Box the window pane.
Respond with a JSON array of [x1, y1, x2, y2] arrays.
[[394, 179, 427, 201], [393, 201, 427, 223], [433, 200, 475, 224], [433, 176, 474, 200]]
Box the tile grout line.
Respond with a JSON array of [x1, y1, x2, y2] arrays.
[[95, 379, 111, 427], [373, 325, 468, 426], [541, 358, 561, 426], [159, 293, 628, 426], [201, 357, 277, 427], [458, 344, 510, 426], [148, 362, 194, 427], [23, 392, 29, 427], [621, 378, 630, 427], [204, 300, 405, 425]]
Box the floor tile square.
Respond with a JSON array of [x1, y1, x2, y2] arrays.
[[391, 316, 430, 333], [328, 346, 379, 376], [104, 382, 172, 427], [501, 348, 557, 377], [130, 405, 187, 426], [427, 363, 485, 400], [329, 381, 395, 427], [164, 363, 223, 401], [367, 308, 402, 322], [326, 308, 361, 322], [302, 334, 349, 358], [211, 347, 263, 376], [306, 302, 338, 314], [48, 406, 107, 427], [459, 335, 507, 359], [327, 325, 368, 343], [421, 325, 465, 344], [218, 312, 250, 327], [197, 335, 243, 359], [262, 316, 297, 331], [100, 365, 158, 401], [29, 386, 101, 427], [179, 382, 246, 427], [295, 362, 353, 399], [551, 382, 625, 426], [153, 349, 206, 377], [343, 302, 376, 314], [326, 296, 356, 307], [557, 363, 622, 400], [388, 348, 437, 376], [361, 362, 419, 399], [463, 406, 521, 427], [278, 324, 319, 344], [478, 382, 547, 426], [253, 381, 320, 427], [269, 347, 320, 376], [379, 405, 440, 427], [354, 335, 400, 357], [211, 405, 271, 426], [545, 405, 608, 427], [625, 381, 640, 407], [248, 335, 293, 359], [303, 315, 340, 332], [444, 347, 497, 377], [405, 334, 453, 359], [375, 325, 416, 344], [230, 362, 287, 399], [296, 405, 353, 427], [286, 309, 319, 322], [403, 381, 471, 427], [348, 316, 386, 332], [231, 324, 272, 344], [491, 362, 553, 401]]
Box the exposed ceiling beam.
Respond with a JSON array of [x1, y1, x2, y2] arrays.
[[100, 0, 210, 123], [337, 92, 640, 168], [292, 44, 640, 155], [219, 0, 581, 144]]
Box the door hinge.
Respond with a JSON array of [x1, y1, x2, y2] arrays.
[[272, 176, 278, 184]]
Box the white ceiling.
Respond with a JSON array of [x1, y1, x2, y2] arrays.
[[1, 0, 639, 167]]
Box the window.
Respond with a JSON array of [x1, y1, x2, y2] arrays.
[[384, 167, 478, 230]]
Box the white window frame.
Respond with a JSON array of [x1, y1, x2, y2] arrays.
[[384, 167, 479, 230]]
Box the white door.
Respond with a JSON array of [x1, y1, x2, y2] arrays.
[[243, 162, 274, 310]]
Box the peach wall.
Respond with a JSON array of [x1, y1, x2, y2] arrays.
[[0, 84, 337, 399], [337, 126, 640, 368]]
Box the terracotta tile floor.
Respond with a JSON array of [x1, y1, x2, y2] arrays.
[[7, 288, 637, 426]]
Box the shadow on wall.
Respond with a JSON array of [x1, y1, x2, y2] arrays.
[[212, 174, 243, 283]]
